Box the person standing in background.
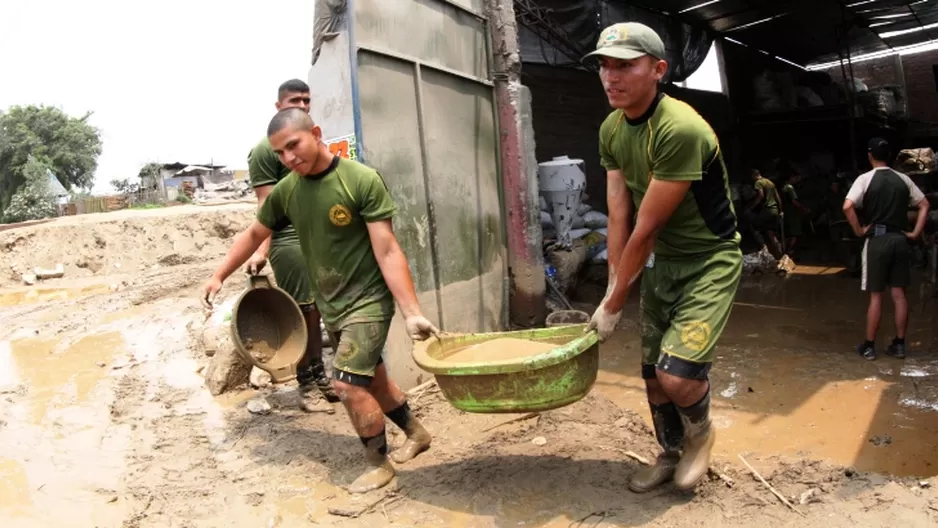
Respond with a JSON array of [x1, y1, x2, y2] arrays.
[[843, 137, 929, 361], [245, 79, 338, 413]]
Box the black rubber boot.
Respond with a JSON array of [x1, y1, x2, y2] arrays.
[[674, 391, 715, 491], [298, 359, 340, 403], [629, 401, 684, 493]]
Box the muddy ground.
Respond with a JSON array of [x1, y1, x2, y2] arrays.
[[2, 206, 938, 527]]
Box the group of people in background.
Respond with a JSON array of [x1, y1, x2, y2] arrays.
[[740, 139, 932, 364]]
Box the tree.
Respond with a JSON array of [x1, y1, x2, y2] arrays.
[[3, 155, 58, 223], [110, 178, 140, 194], [137, 162, 163, 190], [0, 105, 103, 210]]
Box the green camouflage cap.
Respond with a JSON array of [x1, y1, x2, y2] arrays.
[[583, 22, 667, 62]]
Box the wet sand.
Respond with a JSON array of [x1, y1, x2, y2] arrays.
[[444, 337, 557, 363]]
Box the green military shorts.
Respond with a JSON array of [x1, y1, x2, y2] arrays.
[[640, 247, 742, 381], [329, 320, 392, 387], [268, 242, 315, 312], [862, 233, 911, 293]]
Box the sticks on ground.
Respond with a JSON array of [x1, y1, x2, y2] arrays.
[[738, 455, 805, 516], [408, 380, 440, 406], [328, 493, 401, 519], [596, 445, 651, 466], [406, 380, 437, 396], [709, 468, 735, 488], [481, 412, 540, 433]]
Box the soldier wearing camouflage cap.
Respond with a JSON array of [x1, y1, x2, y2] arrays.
[[583, 22, 742, 493]]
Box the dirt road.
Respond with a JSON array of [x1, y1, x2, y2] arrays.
[[2, 207, 938, 527]]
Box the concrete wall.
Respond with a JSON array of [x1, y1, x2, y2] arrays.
[[309, 0, 508, 389], [821, 49, 938, 141], [163, 176, 199, 189]]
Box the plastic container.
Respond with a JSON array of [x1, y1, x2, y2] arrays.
[[539, 156, 586, 248], [230, 275, 308, 383], [412, 325, 599, 414], [545, 310, 590, 328]]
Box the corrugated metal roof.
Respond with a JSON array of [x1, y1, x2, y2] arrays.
[[616, 0, 938, 65], [45, 169, 68, 197]]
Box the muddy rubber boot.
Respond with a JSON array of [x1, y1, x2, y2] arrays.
[[311, 364, 340, 403], [349, 432, 395, 494], [673, 391, 715, 491], [629, 452, 680, 493], [385, 402, 431, 464], [298, 358, 341, 403], [629, 401, 684, 493], [297, 385, 335, 414]]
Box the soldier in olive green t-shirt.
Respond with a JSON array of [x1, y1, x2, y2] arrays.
[[244, 79, 336, 413], [747, 169, 784, 259], [202, 108, 439, 495], [583, 22, 742, 494]]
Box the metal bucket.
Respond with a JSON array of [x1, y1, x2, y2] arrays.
[[230, 275, 307, 383], [545, 310, 590, 328]]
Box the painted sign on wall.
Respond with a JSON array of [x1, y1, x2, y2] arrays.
[[324, 134, 358, 161]]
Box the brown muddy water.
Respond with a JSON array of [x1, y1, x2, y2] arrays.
[[598, 266, 938, 477]]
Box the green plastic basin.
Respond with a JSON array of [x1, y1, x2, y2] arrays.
[[412, 325, 599, 414]]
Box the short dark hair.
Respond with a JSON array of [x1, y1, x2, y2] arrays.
[[277, 79, 310, 101], [868, 137, 890, 162], [267, 107, 314, 137]]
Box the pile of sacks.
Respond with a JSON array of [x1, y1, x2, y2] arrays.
[[540, 195, 610, 263], [742, 247, 796, 275]]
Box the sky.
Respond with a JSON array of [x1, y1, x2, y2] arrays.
[[0, 0, 315, 193]]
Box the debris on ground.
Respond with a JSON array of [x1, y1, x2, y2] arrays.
[[249, 367, 272, 389], [34, 263, 65, 280], [246, 398, 272, 415]]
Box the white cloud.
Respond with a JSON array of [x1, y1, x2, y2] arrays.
[[0, 0, 315, 193]]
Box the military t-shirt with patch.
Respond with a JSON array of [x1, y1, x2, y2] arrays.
[[248, 138, 298, 247], [846, 167, 925, 231], [599, 93, 739, 258], [257, 156, 398, 329], [754, 177, 779, 212]]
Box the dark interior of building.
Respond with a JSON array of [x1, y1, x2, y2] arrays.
[[516, 0, 938, 303]]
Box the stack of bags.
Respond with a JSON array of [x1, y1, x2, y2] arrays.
[[540, 195, 610, 263]]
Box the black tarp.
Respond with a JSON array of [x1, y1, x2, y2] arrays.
[[519, 0, 714, 83]]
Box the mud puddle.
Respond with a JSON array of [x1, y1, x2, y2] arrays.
[[0, 283, 115, 308], [598, 270, 938, 477], [0, 330, 132, 526]]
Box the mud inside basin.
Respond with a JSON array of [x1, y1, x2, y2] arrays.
[[412, 325, 599, 414]]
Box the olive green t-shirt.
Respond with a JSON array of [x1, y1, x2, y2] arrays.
[[754, 177, 779, 213], [599, 94, 740, 258], [248, 138, 298, 247], [257, 157, 398, 329]]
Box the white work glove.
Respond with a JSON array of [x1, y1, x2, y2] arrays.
[[585, 302, 621, 343], [405, 315, 441, 341]]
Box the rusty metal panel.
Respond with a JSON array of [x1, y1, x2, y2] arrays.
[[355, 0, 489, 80]]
